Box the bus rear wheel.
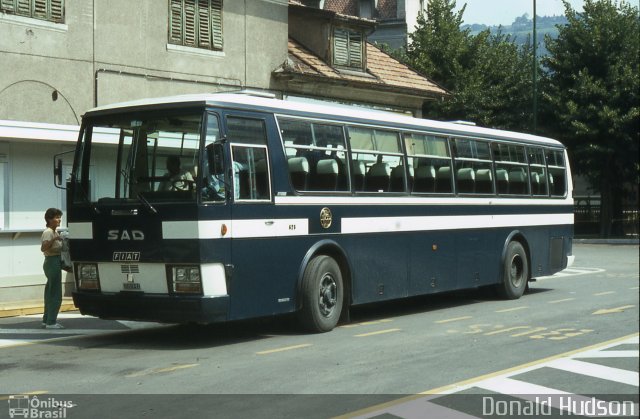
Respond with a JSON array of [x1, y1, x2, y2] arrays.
[[497, 241, 529, 300], [299, 255, 343, 333]]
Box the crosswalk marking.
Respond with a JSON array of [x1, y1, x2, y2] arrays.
[[545, 358, 639, 386], [537, 267, 605, 280], [476, 376, 569, 395], [342, 334, 639, 419]]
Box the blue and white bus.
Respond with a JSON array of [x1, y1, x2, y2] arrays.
[[61, 93, 574, 332]]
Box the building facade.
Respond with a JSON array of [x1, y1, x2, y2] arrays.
[[0, 0, 445, 304]]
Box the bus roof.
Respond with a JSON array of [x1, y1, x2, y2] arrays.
[[85, 93, 564, 147]]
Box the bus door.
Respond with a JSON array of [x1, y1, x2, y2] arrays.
[[220, 111, 288, 319]]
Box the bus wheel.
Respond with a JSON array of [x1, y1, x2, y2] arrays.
[[497, 241, 529, 300], [300, 255, 343, 333]]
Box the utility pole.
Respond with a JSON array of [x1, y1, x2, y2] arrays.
[[533, 0, 538, 133]]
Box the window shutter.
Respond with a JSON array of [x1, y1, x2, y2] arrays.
[[197, 0, 211, 48], [33, 0, 47, 19], [349, 31, 363, 68], [0, 0, 17, 14], [169, 0, 183, 44], [17, 0, 31, 16], [183, 0, 197, 47], [333, 29, 349, 67], [50, 0, 63, 23], [210, 0, 223, 50]]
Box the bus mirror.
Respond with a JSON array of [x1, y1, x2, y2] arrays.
[[209, 143, 225, 176], [54, 159, 64, 188]]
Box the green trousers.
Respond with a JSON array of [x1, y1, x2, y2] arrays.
[[43, 255, 62, 325]]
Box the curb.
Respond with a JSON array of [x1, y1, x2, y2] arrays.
[[0, 298, 76, 319]]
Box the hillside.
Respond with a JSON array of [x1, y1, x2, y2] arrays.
[[462, 14, 568, 55]]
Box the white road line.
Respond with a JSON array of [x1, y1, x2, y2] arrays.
[[573, 350, 639, 358], [385, 398, 479, 419], [536, 267, 605, 280], [476, 376, 569, 395], [545, 358, 639, 386]]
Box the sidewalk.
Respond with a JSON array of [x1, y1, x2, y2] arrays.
[[0, 297, 76, 318]]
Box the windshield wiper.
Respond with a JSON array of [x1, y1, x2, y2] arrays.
[[137, 192, 158, 214]]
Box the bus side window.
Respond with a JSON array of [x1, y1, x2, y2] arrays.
[[492, 142, 528, 196], [452, 138, 493, 195], [348, 126, 404, 193], [405, 133, 451, 194], [277, 117, 348, 193], [202, 113, 226, 202], [528, 146, 548, 196], [226, 116, 271, 201], [546, 149, 567, 197]]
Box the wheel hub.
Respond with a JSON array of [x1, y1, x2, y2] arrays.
[[319, 274, 337, 316]]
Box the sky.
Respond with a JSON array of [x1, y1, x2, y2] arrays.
[[456, 0, 640, 26]]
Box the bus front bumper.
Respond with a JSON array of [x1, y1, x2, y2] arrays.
[[72, 291, 229, 324]]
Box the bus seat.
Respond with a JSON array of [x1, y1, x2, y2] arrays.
[[456, 167, 475, 193], [352, 160, 366, 191], [435, 166, 452, 193], [548, 173, 556, 195], [390, 165, 407, 192], [537, 173, 552, 195], [366, 162, 391, 192], [413, 165, 436, 193], [288, 156, 309, 191], [509, 169, 527, 194], [531, 172, 541, 194], [496, 169, 509, 194], [407, 164, 415, 191], [475, 169, 493, 194], [314, 159, 339, 190]]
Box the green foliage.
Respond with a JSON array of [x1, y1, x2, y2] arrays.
[[542, 0, 639, 235], [405, 0, 537, 132]]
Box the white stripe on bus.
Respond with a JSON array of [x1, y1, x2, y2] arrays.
[[341, 213, 573, 235], [68, 222, 93, 239], [72, 213, 572, 241]]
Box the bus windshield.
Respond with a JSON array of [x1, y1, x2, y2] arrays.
[[74, 110, 202, 203]]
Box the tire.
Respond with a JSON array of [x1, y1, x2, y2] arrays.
[[299, 255, 343, 333], [496, 241, 529, 300]]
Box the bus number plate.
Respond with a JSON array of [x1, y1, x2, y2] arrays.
[[122, 283, 141, 290]]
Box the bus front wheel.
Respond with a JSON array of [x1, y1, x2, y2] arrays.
[[497, 241, 529, 300], [299, 255, 343, 333]]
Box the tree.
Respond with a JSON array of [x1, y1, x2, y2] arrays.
[[405, 0, 538, 132], [542, 0, 639, 237]]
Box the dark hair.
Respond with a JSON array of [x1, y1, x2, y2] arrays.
[[44, 208, 63, 227]]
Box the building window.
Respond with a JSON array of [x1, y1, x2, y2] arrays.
[[169, 0, 223, 51], [0, 0, 64, 23], [333, 28, 364, 70]]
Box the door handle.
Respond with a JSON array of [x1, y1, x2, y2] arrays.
[[265, 220, 274, 226]]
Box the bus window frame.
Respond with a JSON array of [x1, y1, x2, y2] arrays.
[[276, 115, 351, 194], [451, 137, 495, 196]]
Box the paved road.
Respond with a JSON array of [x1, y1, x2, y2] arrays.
[[0, 244, 637, 418]]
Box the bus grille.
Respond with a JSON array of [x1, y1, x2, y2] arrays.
[[121, 265, 140, 274]]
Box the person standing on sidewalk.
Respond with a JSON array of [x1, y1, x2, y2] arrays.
[[41, 208, 64, 329]]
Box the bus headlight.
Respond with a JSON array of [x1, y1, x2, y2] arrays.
[[76, 263, 100, 291], [169, 265, 202, 294]]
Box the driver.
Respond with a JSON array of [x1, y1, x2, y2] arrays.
[[159, 155, 193, 191]]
